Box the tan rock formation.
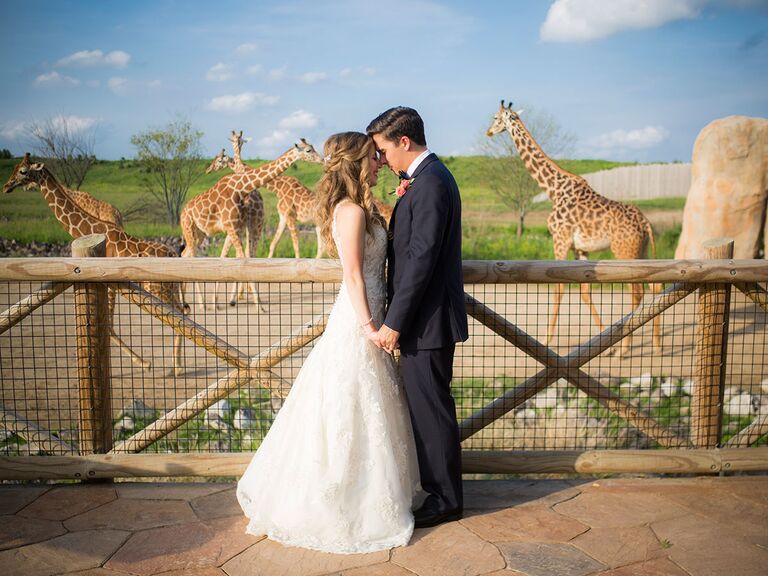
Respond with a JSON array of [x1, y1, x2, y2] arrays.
[[675, 115, 768, 259]]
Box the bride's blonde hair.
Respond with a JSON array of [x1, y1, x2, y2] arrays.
[[316, 132, 385, 257]]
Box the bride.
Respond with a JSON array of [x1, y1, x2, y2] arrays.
[[236, 131, 424, 554]]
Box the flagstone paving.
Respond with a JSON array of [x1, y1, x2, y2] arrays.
[[0, 475, 765, 576]]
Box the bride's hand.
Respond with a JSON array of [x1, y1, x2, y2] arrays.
[[365, 328, 382, 347]]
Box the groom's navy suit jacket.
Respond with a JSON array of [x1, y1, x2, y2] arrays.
[[384, 153, 469, 351]]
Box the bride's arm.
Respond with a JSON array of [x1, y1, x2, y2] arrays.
[[336, 203, 378, 341]]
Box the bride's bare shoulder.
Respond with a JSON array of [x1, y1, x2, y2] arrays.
[[335, 201, 365, 222]]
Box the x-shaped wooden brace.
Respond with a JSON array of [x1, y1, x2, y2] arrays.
[[460, 283, 698, 448], [108, 282, 328, 453]]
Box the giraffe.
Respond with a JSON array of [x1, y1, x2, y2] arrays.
[[24, 183, 124, 227], [213, 131, 394, 258], [3, 153, 186, 375], [181, 138, 322, 309], [487, 101, 661, 356]]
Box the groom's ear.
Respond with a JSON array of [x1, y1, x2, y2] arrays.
[[400, 136, 412, 151]]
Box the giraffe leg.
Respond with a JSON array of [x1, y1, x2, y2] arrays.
[[107, 288, 152, 371], [545, 242, 572, 347], [314, 226, 323, 258], [248, 212, 266, 311], [225, 229, 246, 306], [651, 281, 663, 353], [286, 214, 300, 258], [268, 214, 288, 258], [617, 283, 645, 358], [545, 283, 565, 347]]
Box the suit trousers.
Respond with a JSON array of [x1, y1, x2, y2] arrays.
[[399, 345, 463, 513]]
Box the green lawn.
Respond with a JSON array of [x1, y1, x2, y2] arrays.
[[0, 156, 682, 259]]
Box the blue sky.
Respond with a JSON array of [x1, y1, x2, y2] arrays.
[[1, 0, 766, 162]]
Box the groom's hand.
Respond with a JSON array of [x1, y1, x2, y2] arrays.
[[378, 324, 400, 353]]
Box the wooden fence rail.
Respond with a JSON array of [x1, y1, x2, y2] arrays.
[[0, 234, 766, 479]]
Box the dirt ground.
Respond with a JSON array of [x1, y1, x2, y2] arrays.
[[1, 280, 765, 436]]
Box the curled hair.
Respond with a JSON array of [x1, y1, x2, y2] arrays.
[[316, 132, 385, 257], [366, 106, 426, 146]]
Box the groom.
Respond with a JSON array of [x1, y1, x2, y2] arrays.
[[367, 107, 468, 528]]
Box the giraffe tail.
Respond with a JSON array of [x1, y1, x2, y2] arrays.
[[646, 221, 657, 260]]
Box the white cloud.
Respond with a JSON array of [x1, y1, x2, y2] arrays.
[[299, 71, 327, 84], [27, 115, 98, 140], [590, 126, 669, 149], [236, 42, 257, 56], [258, 129, 294, 148], [33, 71, 80, 87], [0, 121, 26, 139], [540, 0, 699, 42], [206, 62, 234, 82], [267, 65, 288, 81], [246, 64, 263, 75], [108, 77, 129, 95], [339, 66, 376, 80], [278, 110, 318, 130], [206, 92, 280, 113], [56, 49, 130, 68]]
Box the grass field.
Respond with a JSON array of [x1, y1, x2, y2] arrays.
[[0, 156, 683, 259]]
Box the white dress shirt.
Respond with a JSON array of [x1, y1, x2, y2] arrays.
[[404, 148, 432, 179]]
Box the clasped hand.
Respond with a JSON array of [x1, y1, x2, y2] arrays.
[[365, 323, 400, 354]]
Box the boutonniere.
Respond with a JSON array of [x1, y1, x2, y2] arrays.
[[391, 177, 415, 198]]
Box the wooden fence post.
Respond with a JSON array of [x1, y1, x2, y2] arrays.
[[72, 235, 112, 456], [691, 238, 734, 448]]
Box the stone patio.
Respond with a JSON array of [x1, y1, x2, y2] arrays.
[[0, 476, 766, 576]]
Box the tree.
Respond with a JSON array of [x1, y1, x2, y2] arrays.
[[26, 116, 98, 189], [480, 106, 576, 238], [130, 118, 204, 225], [0, 149, 12, 159]]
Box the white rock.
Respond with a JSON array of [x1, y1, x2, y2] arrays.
[[758, 396, 768, 416], [0, 429, 13, 442], [725, 392, 757, 417], [532, 388, 558, 409], [660, 378, 677, 398], [723, 386, 741, 403], [205, 413, 232, 432], [681, 378, 694, 396], [629, 373, 654, 390], [113, 415, 135, 433], [233, 408, 257, 430], [122, 399, 156, 420], [207, 399, 230, 420], [761, 379, 768, 395], [515, 408, 537, 424]]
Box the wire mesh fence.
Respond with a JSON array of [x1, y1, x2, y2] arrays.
[[1, 265, 765, 460]]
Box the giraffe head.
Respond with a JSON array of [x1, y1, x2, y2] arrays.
[[205, 148, 234, 174], [486, 100, 521, 137], [3, 153, 46, 194], [231, 130, 245, 152], [294, 138, 323, 163]]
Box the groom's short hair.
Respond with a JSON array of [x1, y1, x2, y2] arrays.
[[367, 107, 427, 146]]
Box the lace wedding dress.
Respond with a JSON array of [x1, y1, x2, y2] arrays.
[[237, 205, 423, 554]]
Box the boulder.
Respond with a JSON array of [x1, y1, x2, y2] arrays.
[[675, 116, 768, 259]]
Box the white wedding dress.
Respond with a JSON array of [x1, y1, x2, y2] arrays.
[[237, 205, 423, 554]]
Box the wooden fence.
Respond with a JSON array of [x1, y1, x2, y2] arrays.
[[0, 235, 766, 480]]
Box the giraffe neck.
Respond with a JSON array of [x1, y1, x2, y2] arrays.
[[504, 117, 575, 203], [37, 169, 108, 238], [232, 137, 245, 170], [231, 148, 299, 189]]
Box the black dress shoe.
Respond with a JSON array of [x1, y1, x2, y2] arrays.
[[414, 507, 462, 529]]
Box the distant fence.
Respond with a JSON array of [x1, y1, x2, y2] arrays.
[[0, 235, 766, 480], [534, 163, 691, 203]]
